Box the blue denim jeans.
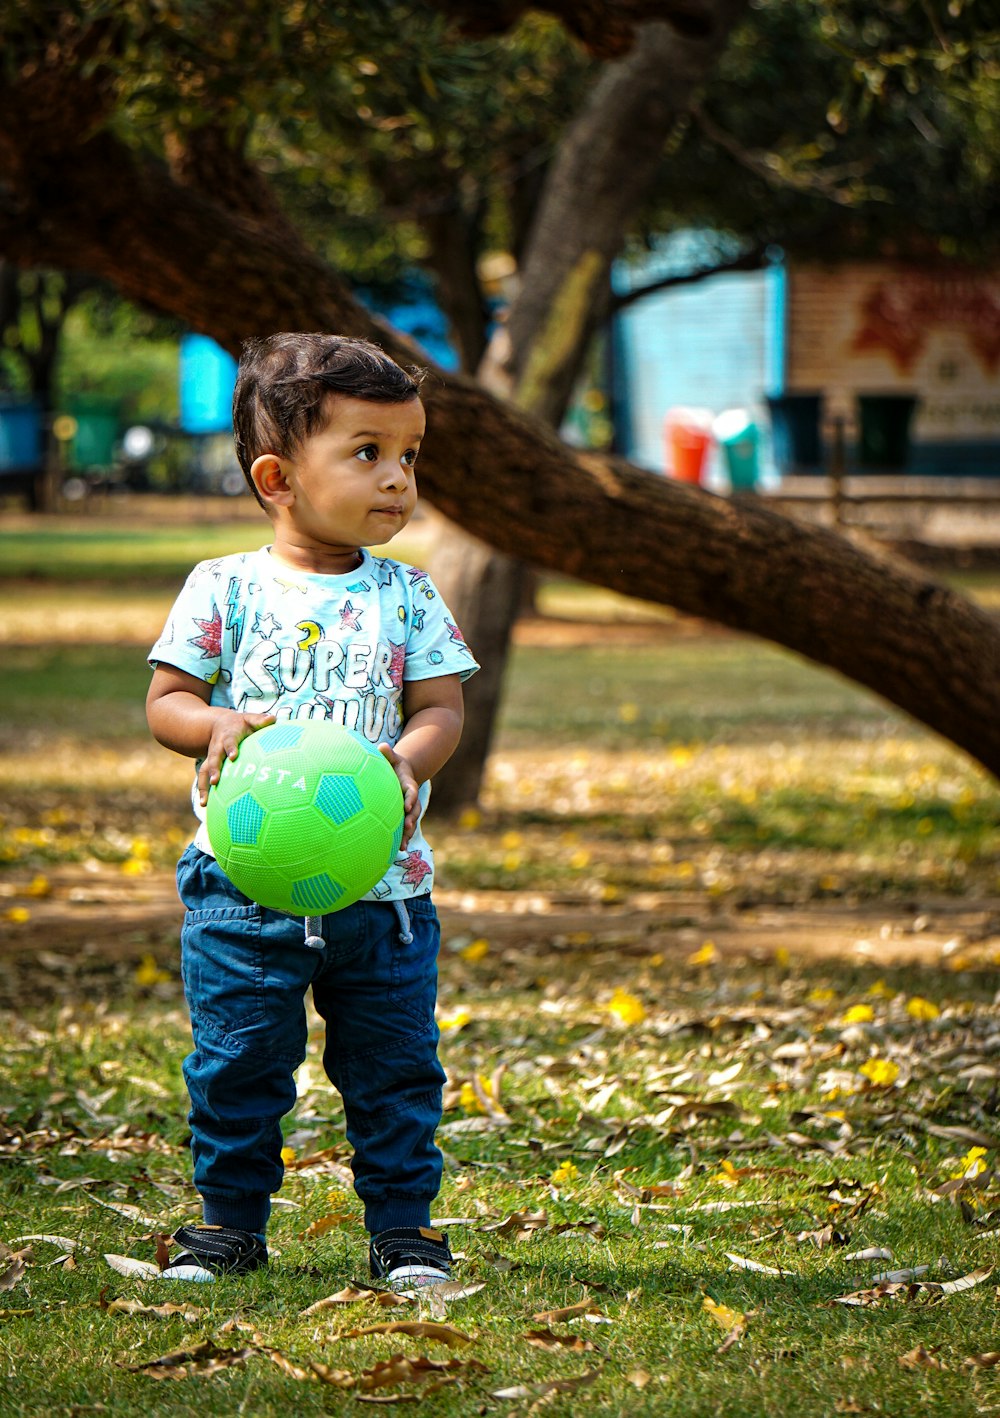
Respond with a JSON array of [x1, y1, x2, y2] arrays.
[[176, 844, 445, 1237]]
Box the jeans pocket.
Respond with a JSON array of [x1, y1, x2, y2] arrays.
[[389, 900, 440, 1027], [182, 904, 265, 1032]]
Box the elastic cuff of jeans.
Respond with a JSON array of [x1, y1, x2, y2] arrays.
[[202, 1192, 271, 1234], [364, 1197, 434, 1235]]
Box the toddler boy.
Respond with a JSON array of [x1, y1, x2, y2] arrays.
[[146, 333, 478, 1286]]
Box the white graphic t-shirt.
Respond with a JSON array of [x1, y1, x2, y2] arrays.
[[149, 546, 479, 902]]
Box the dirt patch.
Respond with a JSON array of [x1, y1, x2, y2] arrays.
[[3, 863, 998, 1008]]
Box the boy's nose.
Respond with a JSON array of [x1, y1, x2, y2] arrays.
[[381, 461, 409, 489]]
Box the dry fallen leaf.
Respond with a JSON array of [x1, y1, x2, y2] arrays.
[[937, 1266, 993, 1294], [300, 1286, 412, 1315], [298, 1213, 353, 1241], [358, 1354, 489, 1392], [342, 1322, 472, 1348], [725, 1253, 786, 1276], [532, 1298, 602, 1324], [127, 1340, 255, 1380], [490, 1366, 602, 1400], [0, 1256, 27, 1292], [104, 1254, 161, 1280], [524, 1327, 597, 1352], [481, 1210, 548, 1239], [899, 1344, 945, 1370], [965, 1352, 1000, 1368], [100, 1293, 206, 1322]]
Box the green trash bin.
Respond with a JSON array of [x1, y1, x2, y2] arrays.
[[857, 394, 918, 472], [714, 409, 760, 491], [66, 397, 120, 471]]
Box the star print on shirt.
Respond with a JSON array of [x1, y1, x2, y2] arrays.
[[189, 607, 222, 658], [339, 599, 363, 631], [253, 610, 281, 638], [371, 559, 396, 589], [445, 619, 469, 648], [400, 850, 432, 887], [411, 607, 426, 632]]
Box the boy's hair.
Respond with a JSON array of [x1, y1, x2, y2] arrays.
[[233, 333, 425, 504]]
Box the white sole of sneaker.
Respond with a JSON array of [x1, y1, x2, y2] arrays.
[[387, 1264, 451, 1289]]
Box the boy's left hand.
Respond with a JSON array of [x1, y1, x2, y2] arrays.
[[379, 743, 421, 848]]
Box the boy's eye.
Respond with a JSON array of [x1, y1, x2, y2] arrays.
[[356, 445, 378, 463], [402, 449, 418, 467]]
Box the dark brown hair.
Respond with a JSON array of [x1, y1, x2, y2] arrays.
[[232, 333, 424, 505]]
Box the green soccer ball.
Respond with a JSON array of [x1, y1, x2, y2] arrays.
[[205, 721, 405, 914]]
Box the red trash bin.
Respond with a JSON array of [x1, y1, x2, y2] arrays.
[[664, 408, 714, 484]]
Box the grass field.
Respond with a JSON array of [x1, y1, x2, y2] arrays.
[[1, 510, 999, 1416]]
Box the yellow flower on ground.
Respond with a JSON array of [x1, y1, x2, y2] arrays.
[[550, 1160, 580, 1185], [953, 1146, 989, 1180], [26, 874, 51, 898], [280, 1146, 297, 1165], [458, 807, 482, 830], [438, 1007, 471, 1031], [710, 1159, 740, 1187], [4, 906, 29, 925], [459, 938, 489, 964], [867, 979, 893, 998], [859, 1058, 900, 1088], [134, 953, 171, 987], [687, 941, 717, 966], [808, 987, 836, 1005], [459, 1076, 495, 1114], [121, 857, 150, 876], [905, 996, 940, 1021], [703, 1295, 745, 1331], [607, 988, 646, 1027], [842, 1004, 875, 1024], [774, 947, 791, 968]]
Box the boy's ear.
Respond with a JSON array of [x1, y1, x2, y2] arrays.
[[250, 454, 292, 506]]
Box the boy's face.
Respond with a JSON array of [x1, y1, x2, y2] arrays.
[[277, 394, 424, 552]]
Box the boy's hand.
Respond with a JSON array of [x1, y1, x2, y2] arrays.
[[379, 743, 421, 848], [197, 711, 275, 805]]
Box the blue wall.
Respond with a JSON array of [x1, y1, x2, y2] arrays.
[[612, 234, 785, 482]]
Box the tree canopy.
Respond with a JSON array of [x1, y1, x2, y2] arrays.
[[3, 0, 1000, 789]]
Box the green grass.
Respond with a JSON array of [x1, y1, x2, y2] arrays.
[[2, 957, 998, 1416], [0, 513, 426, 584]]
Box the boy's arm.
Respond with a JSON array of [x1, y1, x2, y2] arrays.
[[146, 664, 274, 805], [379, 673, 464, 847]]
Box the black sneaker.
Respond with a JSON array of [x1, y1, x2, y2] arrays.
[[160, 1224, 268, 1282], [369, 1225, 452, 1289]]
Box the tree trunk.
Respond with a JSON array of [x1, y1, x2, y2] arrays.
[[4, 39, 1000, 782], [419, 208, 490, 374], [430, 4, 749, 809]]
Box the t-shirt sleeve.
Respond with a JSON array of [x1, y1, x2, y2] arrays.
[[148, 561, 224, 685], [401, 567, 480, 683]]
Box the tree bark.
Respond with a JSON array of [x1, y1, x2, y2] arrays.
[[429, 3, 749, 810], [3, 39, 1000, 782]]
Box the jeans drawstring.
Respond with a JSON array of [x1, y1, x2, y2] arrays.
[[304, 901, 413, 951], [392, 900, 413, 945]]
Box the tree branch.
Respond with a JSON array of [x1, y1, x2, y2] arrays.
[[611, 243, 772, 312]]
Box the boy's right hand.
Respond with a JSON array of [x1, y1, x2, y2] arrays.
[[197, 711, 275, 805]]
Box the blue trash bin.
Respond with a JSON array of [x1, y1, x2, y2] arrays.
[[0, 398, 44, 473]]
